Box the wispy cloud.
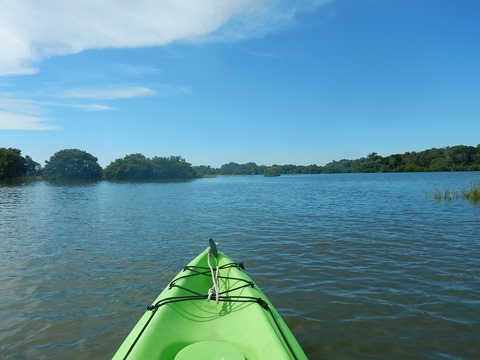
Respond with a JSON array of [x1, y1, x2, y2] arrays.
[[71, 104, 115, 111], [0, 96, 52, 130], [40, 101, 115, 112], [116, 64, 163, 76], [0, 93, 114, 130], [0, 0, 331, 77], [0, 111, 57, 130], [0, 97, 44, 116], [249, 51, 282, 59], [0, 82, 180, 129], [61, 86, 157, 100]]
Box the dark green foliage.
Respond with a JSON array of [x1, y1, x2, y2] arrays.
[[103, 154, 197, 181], [198, 144, 480, 176], [0, 148, 25, 180], [151, 156, 197, 179], [263, 166, 281, 177], [0, 148, 41, 180], [43, 149, 102, 181], [312, 145, 480, 174], [194, 165, 217, 177], [103, 153, 153, 180], [4, 144, 479, 180], [219, 162, 266, 175], [23, 155, 42, 176]]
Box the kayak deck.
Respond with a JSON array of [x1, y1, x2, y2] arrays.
[[113, 243, 307, 359]]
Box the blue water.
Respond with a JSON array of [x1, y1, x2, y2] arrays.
[[1, 173, 479, 359]]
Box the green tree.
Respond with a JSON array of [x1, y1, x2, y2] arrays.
[[386, 154, 403, 171], [194, 165, 217, 177], [43, 149, 102, 181], [219, 162, 241, 175], [263, 166, 281, 177], [361, 152, 383, 172], [0, 148, 25, 180], [446, 145, 476, 170], [151, 156, 197, 179], [218, 162, 265, 175], [103, 154, 198, 181], [103, 153, 153, 180], [23, 156, 42, 176]]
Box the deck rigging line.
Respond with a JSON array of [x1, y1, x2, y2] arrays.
[[122, 261, 299, 360]]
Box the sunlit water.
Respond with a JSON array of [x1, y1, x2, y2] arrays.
[[1, 173, 479, 359]]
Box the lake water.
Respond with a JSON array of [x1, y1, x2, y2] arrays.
[[1, 173, 479, 359]]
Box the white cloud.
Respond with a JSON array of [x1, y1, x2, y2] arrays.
[[0, 97, 44, 116], [0, 0, 330, 76], [116, 64, 163, 76], [0, 0, 331, 129], [72, 104, 115, 111], [0, 94, 113, 130], [39, 101, 116, 112], [61, 86, 157, 100], [0, 96, 54, 130], [59, 84, 191, 100], [0, 111, 57, 130]]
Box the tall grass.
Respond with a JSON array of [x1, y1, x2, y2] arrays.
[[464, 181, 480, 201], [433, 180, 480, 202]]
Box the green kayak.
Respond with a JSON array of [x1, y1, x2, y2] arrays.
[[113, 240, 307, 359]]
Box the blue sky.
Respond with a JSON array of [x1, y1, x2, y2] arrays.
[[1, 0, 479, 168]]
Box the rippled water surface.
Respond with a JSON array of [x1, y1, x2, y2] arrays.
[[1, 173, 479, 359]]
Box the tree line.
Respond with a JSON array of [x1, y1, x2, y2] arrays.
[[0, 148, 198, 181], [195, 144, 480, 176], [1, 144, 479, 181]]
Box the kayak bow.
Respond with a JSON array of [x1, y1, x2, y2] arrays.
[[113, 240, 307, 359]]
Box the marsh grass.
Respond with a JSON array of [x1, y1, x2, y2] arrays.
[[433, 180, 480, 203], [464, 181, 480, 201]]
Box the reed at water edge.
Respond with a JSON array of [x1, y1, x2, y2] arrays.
[[432, 180, 480, 202]]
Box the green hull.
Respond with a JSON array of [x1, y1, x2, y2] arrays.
[[113, 244, 307, 359]]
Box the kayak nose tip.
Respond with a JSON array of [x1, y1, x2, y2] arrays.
[[209, 238, 218, 258]]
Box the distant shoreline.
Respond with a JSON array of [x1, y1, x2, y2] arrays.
[[2, 144, 479, 181], [195, 145, 480, 176]]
